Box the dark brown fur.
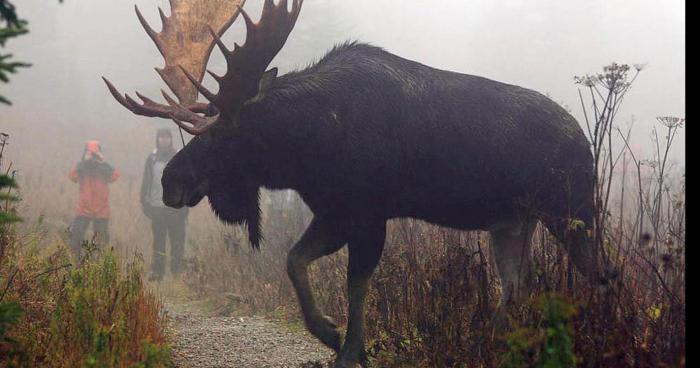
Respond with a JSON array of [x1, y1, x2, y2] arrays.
[[161, 42, 594, 367]]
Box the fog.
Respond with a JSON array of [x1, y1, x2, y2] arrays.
[[2, 0, 685, 185]]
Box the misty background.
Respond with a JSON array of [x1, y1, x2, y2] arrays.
[[1, 0, 685, 216]]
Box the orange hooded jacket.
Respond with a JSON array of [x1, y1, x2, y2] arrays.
[[69, 140, 120, 218]]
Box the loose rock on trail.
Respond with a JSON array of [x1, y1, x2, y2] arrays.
[[166, 301, 334, 368]]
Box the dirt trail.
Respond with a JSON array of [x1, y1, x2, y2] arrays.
[[166, 301, 334, 368]]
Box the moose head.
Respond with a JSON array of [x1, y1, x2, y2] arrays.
[[103, 0, 303, 248]]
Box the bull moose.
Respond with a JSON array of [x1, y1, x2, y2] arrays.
[[103, 0, 596, 366]]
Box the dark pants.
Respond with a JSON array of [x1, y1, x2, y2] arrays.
[[69, 216, 109, 255], [148, 206, 187, 278]]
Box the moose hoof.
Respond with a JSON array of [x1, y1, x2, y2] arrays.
[[307, 315, 342, 352], [334, 344, 368, 368], [325, 329, 343, 353]]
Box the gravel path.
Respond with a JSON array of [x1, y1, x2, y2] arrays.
[[167, 302, 335, 368]]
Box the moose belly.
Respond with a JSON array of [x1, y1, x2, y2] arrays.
[[386, 191, 519, 231]]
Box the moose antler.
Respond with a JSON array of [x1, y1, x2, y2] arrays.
[[103, 0, 304, 135], [102, 78, 217, 135], [136, 0, 247, 105], [184, 0, 303, 117]]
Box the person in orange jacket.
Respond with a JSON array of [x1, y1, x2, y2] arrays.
[[68, 140, 120, 255]]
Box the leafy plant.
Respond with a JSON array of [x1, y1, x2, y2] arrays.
[[502, 294, 578, 368], [0, 174, 21, 225]]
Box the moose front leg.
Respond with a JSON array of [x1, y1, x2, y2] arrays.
[[287, 218, 346, 352], [335, 221, 386, 368]]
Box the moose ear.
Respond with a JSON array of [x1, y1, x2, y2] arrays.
[[260, 68, 278, 92], [247, 68, 278, 105]]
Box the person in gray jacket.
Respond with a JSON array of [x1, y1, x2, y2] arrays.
[[140, 128, 188, 281]]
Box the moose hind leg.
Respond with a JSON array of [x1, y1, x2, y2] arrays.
[[563, 224, 598, 284], [541, 217, 598, 285], [286, 217, 346, 352], [490, 219, 536, 304], [336, 221, 386, 368]]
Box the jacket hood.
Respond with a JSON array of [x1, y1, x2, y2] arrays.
[[85, 140, 101, 154], [154, 129, 176, 161]]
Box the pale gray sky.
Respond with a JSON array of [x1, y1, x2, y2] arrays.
[[2, 0, 685, 177]]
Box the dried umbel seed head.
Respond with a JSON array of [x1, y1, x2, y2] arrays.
[[656, 116, 685, 128]]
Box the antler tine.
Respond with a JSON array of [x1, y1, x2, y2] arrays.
[[207, 70, 224, 83], [134, 91, 162, 107], [161, 89, 184, 108], [208, 26, 232, 57], [262, 0, 275, 14], [102, 76, 218, 134], [125, 93, 172, 118], [279, 0, 289, 12], [104, 77, 164, 119], [102, 77, 132, 110], [238, 6, 257, 46], [154, 67, 171, 88], [124, 94, 154, 116], [158, 7, 168, 25], [179, 65, 218, 103], [134, 5, 162, 55], [160, 89, 219, 132], [169, 114, 217, 136], [161, 88, 211, 114], [292, 0, 304, 23], [205, 0, 304, 116]]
